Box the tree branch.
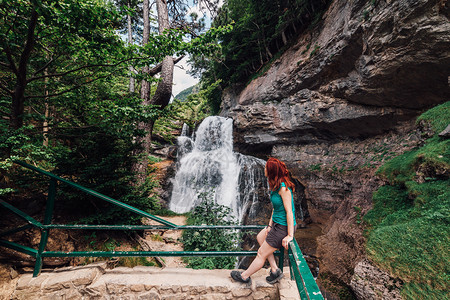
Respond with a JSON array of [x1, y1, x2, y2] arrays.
[[26, 57, 145, 83], [25, 73, 113, 99], [18, 9, 39, 78], [4, 44, 18, 75], [0, 61, 11, 69], [148, 55, 183, 76], [0, 82, 13, 95], [33, 54, 62, 76]]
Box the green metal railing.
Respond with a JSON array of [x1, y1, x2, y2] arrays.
[[0, 160, 323, 299], [288, 239, 323, 299]]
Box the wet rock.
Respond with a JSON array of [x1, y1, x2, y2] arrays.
[[350, 259, 403, 300], [438, 124, 450, 138]]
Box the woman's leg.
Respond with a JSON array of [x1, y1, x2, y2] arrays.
[[241, 241, 277, 280], [257, 229, 279, 273]]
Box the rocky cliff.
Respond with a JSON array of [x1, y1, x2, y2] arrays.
[[221, 0, 449, 297]]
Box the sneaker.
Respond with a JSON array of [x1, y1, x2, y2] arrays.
[[230, 270, 251, 284], [266, 268, 284, 284]]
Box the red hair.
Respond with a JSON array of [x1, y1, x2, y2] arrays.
[[265, 157, 295, 192]]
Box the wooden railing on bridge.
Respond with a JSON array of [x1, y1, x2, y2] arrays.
[[0, 161, 323, 300]]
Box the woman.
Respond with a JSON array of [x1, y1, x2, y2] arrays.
[[231, 157, 296, 284]]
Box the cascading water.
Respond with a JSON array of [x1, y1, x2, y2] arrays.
[[169, 116, 268, 223]]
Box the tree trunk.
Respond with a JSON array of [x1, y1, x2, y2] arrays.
[[9, 9, 39, 130], [43, 68, 49, 146], [152, 0, 174, 108], [127, 0, 135, 94], [132, 0, 151, 184], [11, 84, 26, 130], [132, 0, 175, 185]]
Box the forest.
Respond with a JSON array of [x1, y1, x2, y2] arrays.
[[0, 0, 229, 224], [0, 0, 328, 223]]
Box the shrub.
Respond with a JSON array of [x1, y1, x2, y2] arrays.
[[181, 192, 241, 269]]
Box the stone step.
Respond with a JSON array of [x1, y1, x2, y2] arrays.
[[13, 263, 300, 299]]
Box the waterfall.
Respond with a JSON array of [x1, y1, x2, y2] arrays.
[[169, 116, 268, 222]]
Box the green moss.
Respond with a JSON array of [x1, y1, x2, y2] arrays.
[[364, 185, 412, 227], [376, 150, 418, 183], [366, 218, 449, 290], [365, 102, 450, 299], [376, 137, 449, 185], [402, 281, 450, 300], [417, 101, 450, 133], [309, 44, 320, 57], [308, 163, 322, 171]]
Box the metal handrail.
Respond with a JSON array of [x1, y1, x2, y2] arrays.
[[288, 239, 324, 300], [1, 160, 323, 299], [13, 160, 177, 228]]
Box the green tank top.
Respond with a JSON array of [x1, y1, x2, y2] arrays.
[[270, 182, 296, 226]]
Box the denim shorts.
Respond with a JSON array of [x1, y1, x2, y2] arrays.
[[266, 222, 293, 249]]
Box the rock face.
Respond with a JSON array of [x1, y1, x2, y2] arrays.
[[222, 0, 449, 153], [350, 259, 403, 300], [220, 0, 449, 292]]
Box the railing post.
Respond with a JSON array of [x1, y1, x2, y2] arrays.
[[278, 247, 284, 271], [288, 246, 294, 280], [33, 178, 57, 277]]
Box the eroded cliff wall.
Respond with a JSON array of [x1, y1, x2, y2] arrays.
[[220, 0, 449, 293]]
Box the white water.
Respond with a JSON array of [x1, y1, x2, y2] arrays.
[[169, 116, 266, 222]]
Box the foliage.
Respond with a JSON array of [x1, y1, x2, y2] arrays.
[[1, 76, 163, 225], [174, 85, 199, 102], [153, 80, 220, 142], [189, 0, 331, 94], [186, 0, 331, 115], [181, 192, 241, 269], [364, 102, 450, 299], [81, 233, 156, 267], [0, 0, 232, 226]]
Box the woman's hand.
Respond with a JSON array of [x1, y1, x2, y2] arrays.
[[282, 235, 293, 250]]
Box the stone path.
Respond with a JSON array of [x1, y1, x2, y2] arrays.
[[12, 263, 299, 299], [142, 215, 187, 268]]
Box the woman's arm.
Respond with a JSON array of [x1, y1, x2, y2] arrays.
[[279, 187, 294, 249], [267, 209, 274, 232]]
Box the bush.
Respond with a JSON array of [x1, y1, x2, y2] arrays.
[[181, 192, 241, 269]]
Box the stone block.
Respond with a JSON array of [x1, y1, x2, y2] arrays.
[[110, 294, 136, 300], [144, 284, 157, 291], [231, 288, 252, 297], [130, 284, 145, 292], [170, 285, 181, 293], [253, 290, 269, 300], [161, 294, 187, 300], [137, 291, 161, 300], [212, 286, 231, 293], [49, 289, 83, 300], [43, 267, 99, 291], [194, 286, 208, 294], [106, 283, 130, 294], [159, 285, 177, 294], [16, 273, 50, 291], [199, 293, 230, 300], [80, 287, 104, 298], [181, 285, 190, 292], [12, 290, 42, 300]]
